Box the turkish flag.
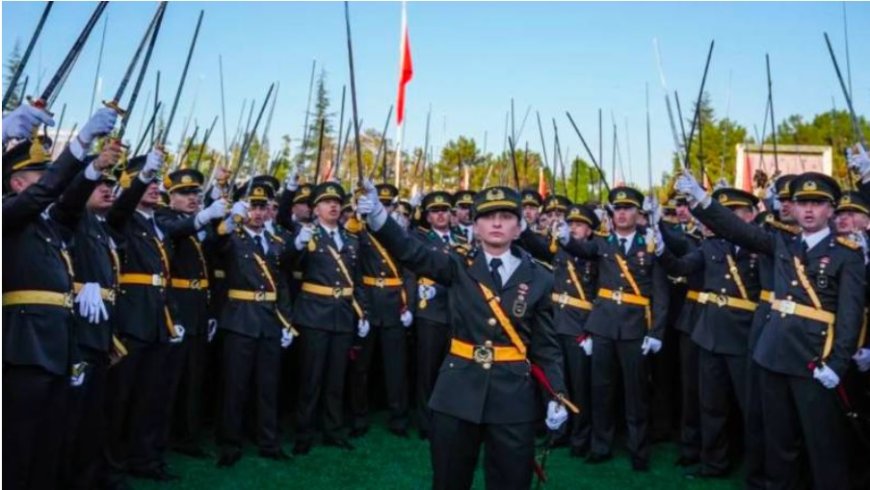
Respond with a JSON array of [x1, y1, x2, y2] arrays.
[[396, 3, 413, 125], [538, 167, 549, 198]]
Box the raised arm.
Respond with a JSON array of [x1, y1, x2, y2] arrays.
[[518, 226, 555, 262], [692, 199, 774, 255]]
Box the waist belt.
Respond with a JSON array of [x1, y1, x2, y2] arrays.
[[362, 276, 403, 288], [598, 288, 650, 307], [771, 299, 835, 324], [301, 282, 353, 298], [170, 278, 210, 290], [213, 269, 226, 279], [3, 290, 73, 308], [449, 338, 525, 369], [686, 290, 757, 312], [760, 290, 774, 303], [73, 282, 116, 303], [552, 292, 593, 311], [119, 273, 166, 287], [227, 289, 276, 302]]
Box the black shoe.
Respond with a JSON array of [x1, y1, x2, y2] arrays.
[[349, 427, 369, 439], [259, 448, 291, 461], [632, 458, 650, 472], [173, 444, 210, 459], [570, 446, 589, 458], [390, 427, 409, 438], [585, 452, 612, 464], [128, 466, 180, 481], [323, 436, 355, 451], [292, 440, 312, 456], [216, 449, 242, 468], [674, 456, 700, 467]]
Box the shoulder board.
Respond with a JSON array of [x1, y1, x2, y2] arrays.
[[767, 218, 800, 235], [661, 216, 680, 225], [271, 234, 285, 244], [836, 236, 860, 250], [594, 230, 609, 238], [532, 258, 554, 271]]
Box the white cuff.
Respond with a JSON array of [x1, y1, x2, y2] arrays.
[[194, 211, 208, 229], [70, 136, 88, 161], [83, 162, 102, 181], [138, 171, 154, 184], [368, 206, 388, 232]]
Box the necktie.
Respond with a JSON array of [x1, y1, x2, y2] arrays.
[[489, 258, 504, 291], [148, 217, 164, 240], [254, 235, 266, 255], [442, 234, 450, 244], [800, 240, 809, 262], [619, 238, 627, 255]]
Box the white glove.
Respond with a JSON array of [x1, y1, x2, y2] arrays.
[[281, 328, 294, 348], [70, 362, 87, 387], [556, 220, 570, 245], [400, 309, 413, 328], [579, 336, 593, 356], [764, 182, 777, 202], [170, 325, 186, 344], [812, 364, 840, 389], [357, 318, 370, 338], [847, 145, 870, 180], [207, 318, 217, 343], [646, 226, 665, 257], [209, 184, 224, 202], [230, 201, 249, 221], [138, 149, 165, 182], [850, 232, 869, 264], [713, 178, 729, 190], [418, 284, 436, 301], [294, 224, 314, 251], [74, 282, 108, 324], [409, 191, 423, 208], [78, 107, 118, 146], [641, 336, 662, 355], [854, 348, 870, 372], [284, 172, 299, 192], [359, 179, 387, 230], [545, 400, 568, 430], [674, 170, 707, 206], [391, 210, 409, 230], [2, 104, 54, 145], [196, 198, 228, 227]]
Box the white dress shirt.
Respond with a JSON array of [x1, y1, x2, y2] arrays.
[[136, 209, 164, 240], [614, 230, 637, 255], [484, 250, 520, 286], [801, 227, 831, 252], [244, 226, 269, 255], [320, 223, 343, 251]]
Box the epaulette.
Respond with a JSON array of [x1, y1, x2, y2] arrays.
[[661, 215, 680, 225], [593, 230, 609, 238], [344, 216, 365, 234], [453, 243, 471, 256], [765, 214, 800, 235], [271, 234, 285, 244], [532, 258, 554, 271], [836, 236, 860, 251]]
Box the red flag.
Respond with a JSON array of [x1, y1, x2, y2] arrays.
[[538, 167, 549, 198], [396, 3, 413, 125]]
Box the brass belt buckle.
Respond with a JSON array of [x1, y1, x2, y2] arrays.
[[473, 341, 494, 370], [333, 287, 343, 298], [189, 279, 201, 290], [611, 290, 623, 304], [255, 291, 266, 302], [715, 294, 728, 307], [376, 278, 385, 288], [779, 300, 796, 316], [558, 292, 568, 307], [106, 289, 116, 303], [152, 274, 162, 287], [697, 292, 709, 304], [64, 293, 74, 309]]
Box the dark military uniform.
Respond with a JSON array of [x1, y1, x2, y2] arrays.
[[350, 183, 411, 436], [369, 186, 565, 490], [290, 182, 367, 452], [660, 188, 762, 476], [215, 179, 295, 464], [562, 187, 669, 468], [692, 173, 864, 489], [453, 190, 475, 243], [2, 139, 90, 490], [520, 204, 600, 456]]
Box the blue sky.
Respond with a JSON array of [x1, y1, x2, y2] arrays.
[[3, 1, 869, 182]]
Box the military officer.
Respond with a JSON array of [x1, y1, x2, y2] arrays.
[[452, 189, 476, 243], [543, 194, 571, 224], [521, 188, 543, 231], [350, 183, 413, 438], [358, 181, 569, 490], [289, 181, 368, 455], [557, 186, 670, 471], [677, 170, 865, 490]]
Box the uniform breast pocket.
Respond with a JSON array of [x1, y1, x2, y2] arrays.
[[806, 262, 836, 293]]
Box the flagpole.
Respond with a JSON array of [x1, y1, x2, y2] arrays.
[[394, 0, 412, 189]]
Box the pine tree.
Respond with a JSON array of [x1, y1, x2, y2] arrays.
[[3, 40, 24, 109], [297, 69, 334, 168]]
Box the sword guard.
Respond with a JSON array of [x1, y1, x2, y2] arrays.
[[103, 100, 127, 116], [27, 96, 53, 117]]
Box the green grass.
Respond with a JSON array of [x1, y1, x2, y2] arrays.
[[132, 416, 742, 490]]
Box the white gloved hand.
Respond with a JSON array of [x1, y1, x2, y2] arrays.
[[294, 224, 314, 251], [230, 201, 249, 222], [641, 336, 662, 355], [70, 362, 87, 387], [209, 184, 224, 202], [138, 149, 165, 182], [847, 145, 870, 180], [545, 400, 568, 431], [196, 198, 228, 227], [357, 318, 370, 338], [764, 182, 777, 202], [170, 325, 186, 344], [674, 170, 707, 206], [359, 179, 387, 230], [579, 336, 593, 356], [812, 364, 840, 389], [74, 282, 109, 324], [418, 284, 436, 301], [281, 328, 294, 348], [400, 309, 413, 328], [850, 232, 869, 264], [853, 348, 870, 372], [207, 318, 218, 343], [409, 191, 423, 208], [78, 107, 118, 146], [391, 210, 409, 230], [284, 172, 299, 192], [2, 104, 55, 145], [646, 226, 665, 257], [556, 220, 570, 245]]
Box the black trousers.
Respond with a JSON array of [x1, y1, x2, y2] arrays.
[[415, 318, 450, 436], [171, 334, 208, 449], [295, 327, 354, 442], [154, 340, 187, 462], [698, 347, 747, 474], [3, 365, 68, 490], [430, 411, 535, 490], [678, 332, 701, 461], [590, 335, 649, 462], [559, 334, 592, 451], [60, 357, 108, 490], [744, 358, 767, 489], [105, 339, 169, 473], [218, 331, 281, 452], [650, 286, 685, 440], [349, 323, 409, 432], [759, 367, 850, 490]]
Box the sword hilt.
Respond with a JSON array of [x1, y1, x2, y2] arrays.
[[103, 100, 127, 116]]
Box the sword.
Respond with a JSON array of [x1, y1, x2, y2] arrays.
[[159, 9, 204, 148]]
